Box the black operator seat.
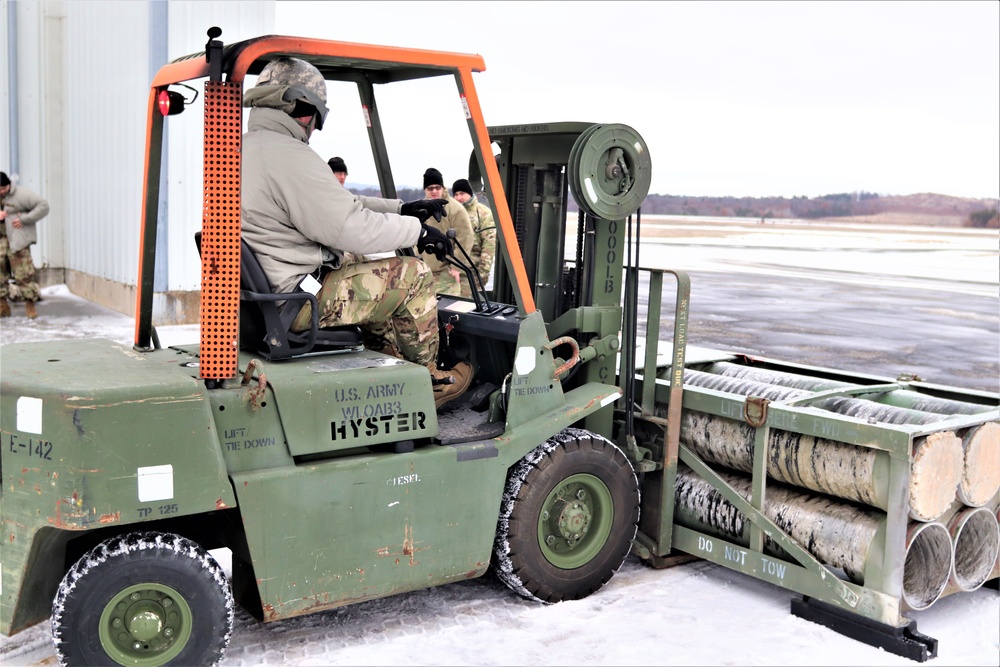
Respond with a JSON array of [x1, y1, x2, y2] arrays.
[[195, 231, 363, 360]]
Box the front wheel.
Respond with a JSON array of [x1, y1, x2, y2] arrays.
[[493, 428, 640, 602], [51, 531, 234, 666]]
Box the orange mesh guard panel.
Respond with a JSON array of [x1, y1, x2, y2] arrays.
[[199, 81, 242, 379]]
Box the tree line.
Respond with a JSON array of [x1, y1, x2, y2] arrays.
[[349, 185, 998, 228]]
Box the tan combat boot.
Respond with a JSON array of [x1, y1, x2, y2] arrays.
[[25, 300, 37, 319], [431, 361, 474, 410], [0, 297, 10, 318]]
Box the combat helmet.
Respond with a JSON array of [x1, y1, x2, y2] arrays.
[[253, 57, 329, 130]]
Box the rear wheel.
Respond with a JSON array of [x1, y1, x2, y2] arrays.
[[494, 428, 640, 602], [52, 531, 233, 666]]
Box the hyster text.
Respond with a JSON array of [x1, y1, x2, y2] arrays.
[[331, 411, 427, 441]]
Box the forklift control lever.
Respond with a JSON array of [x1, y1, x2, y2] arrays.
[[445, 230, 502, 315]]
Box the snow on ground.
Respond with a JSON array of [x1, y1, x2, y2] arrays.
[[1, 223, 998, 666], [2, 550, 996, 666], [0, 284, 199, 348]]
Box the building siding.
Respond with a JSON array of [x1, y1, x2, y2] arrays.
[[4, 0, 275, 322]]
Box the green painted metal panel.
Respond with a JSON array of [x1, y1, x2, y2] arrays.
[[230, 443, 503, 621], [210, 383, 295, 474], [243, 350, 438, 456], [0, 339, 237, 635], [671, 526, 904, 626], [504, 311, 568, 428], [229, 376, 622, 622]]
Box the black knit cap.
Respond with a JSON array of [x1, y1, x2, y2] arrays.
[[423, 168, 444, 188], [327, 157, 347, 174], [0, 172, 9, 187], [452, 179, 474, 197]]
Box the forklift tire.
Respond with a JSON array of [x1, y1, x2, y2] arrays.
[[51, 531, 234, 667], [493, 428, 640, 603]]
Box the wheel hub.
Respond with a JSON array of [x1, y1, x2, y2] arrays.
[[537, 474, 615, 569], [552, 495, 593, 545], [125, 604, 164, 642], [100, 583, 192, 666]]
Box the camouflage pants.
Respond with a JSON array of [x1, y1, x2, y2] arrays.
[[0, 236, 39, 301], [291, 256, 439, 369], [433, 268, 466, 297]]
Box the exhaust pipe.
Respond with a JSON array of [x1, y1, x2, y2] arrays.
[[948, 506, 1000, 592]]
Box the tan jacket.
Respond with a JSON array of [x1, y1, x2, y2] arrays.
[[1, 183, 50, 253], [241, 108, 421, 293], [420, 194, 474, 276]]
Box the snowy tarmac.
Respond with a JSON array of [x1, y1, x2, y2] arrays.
[[1, 220, 997, 665]]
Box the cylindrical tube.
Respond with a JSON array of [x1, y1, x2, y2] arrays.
[[704, 362, 995, 416], [678, 410, 963, 522], [673, 466, 954, 610], [673, 466, 879, 580], [957, 422, 1000, 507], [903, 522, 953, 610], [907, 431, 965, 522], [684, 369, 945, 425], [700, 363, 999, 507], [948, 506, 1000, 592]]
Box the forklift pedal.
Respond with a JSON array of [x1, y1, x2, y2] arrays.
[[371, 440, 415, 454], [467, 382, 498, 412]]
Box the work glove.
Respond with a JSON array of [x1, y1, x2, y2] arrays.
[[417, 222, 452, 261], [401, 199, 448, 223]]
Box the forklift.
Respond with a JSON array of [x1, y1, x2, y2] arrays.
[[1, 28, 658, 666], [2, 28, 996, 667]]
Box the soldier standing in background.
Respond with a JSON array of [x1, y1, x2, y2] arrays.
[[328, 156, 348, 185], [451, 178, 496, 297], [0, 171, 49, 319], [420, 168, 474, 297]]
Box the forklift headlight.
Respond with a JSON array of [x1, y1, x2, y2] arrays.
[[158, 90, 186, 116], [157, 84, 199, 116]]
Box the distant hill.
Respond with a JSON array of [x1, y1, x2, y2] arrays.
[[348, 185, 998, 228], [595, 192, 999, 228]]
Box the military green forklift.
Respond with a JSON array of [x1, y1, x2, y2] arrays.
[[2, 28, 997, 667], [0, 29, 656, 666]]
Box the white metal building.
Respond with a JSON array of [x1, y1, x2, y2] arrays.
[[2, 0, 275, 324]]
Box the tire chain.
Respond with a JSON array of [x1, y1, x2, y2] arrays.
[[51, 531, 234, 667]]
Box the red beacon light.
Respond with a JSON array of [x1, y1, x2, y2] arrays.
[[158, 89, 187, 116]]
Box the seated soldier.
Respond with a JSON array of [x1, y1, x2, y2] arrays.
[[241, 57, 472, 409]]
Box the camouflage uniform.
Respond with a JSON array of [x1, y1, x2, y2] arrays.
[[290, 256, 438, 368], [433, 263, 461, 297], [0, 236, 39, 301], [421, 195, 474, 297], [1, 180, 49, 303], [459, 195, 497, 298]]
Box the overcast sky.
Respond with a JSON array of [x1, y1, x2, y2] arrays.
[[274, 1, 999, 200]]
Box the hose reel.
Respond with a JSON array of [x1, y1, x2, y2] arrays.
[[569, 123, 652, 220]]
